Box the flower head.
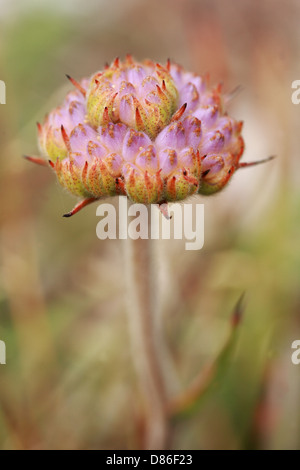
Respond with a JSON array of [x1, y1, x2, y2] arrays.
[[29, 55, 271, 216]]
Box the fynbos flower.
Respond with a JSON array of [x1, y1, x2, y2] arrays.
[[27, 56, 273, 216]]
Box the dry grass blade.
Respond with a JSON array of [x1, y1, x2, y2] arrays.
[[168, 293, 245, 418]]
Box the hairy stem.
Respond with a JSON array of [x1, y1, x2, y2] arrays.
[[123, 213, 170, 449]]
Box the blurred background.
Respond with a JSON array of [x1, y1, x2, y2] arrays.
[[0, 0, 300, 450]]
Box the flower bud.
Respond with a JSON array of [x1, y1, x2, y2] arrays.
[[34, 56, 248, 214]]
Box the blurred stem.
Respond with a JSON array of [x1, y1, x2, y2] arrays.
[[123, 211, 170, 450]]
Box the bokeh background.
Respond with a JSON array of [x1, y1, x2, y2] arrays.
[[0, 0, 300, 450]]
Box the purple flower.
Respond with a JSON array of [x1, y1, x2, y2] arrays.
[[34, 56, 246, 214]]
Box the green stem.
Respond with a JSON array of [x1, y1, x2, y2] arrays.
[[123, 219, 170, 449]]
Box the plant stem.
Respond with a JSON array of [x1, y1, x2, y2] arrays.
[[123, 212, 170, 449]]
